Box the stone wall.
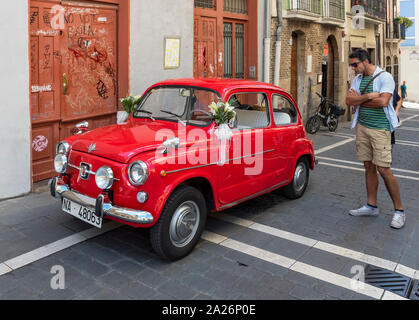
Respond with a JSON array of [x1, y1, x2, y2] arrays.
[[269, 17, 348, 121]]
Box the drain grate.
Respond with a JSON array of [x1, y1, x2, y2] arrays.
[[364, 265, 412, 297], [409, 280, 419, 300]]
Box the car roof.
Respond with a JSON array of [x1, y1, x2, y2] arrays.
[[148, 78, 289, 98]]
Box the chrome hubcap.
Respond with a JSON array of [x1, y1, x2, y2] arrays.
[[293, 162, 307, 192], [169, 201, 200, 248]]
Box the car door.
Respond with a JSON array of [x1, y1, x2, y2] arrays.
[[270, 92, 300, 180], [217, 89, 279, 206]]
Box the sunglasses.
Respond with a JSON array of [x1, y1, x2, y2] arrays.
[[350, 61, 361, 68]]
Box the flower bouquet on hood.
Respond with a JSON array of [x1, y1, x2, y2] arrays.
[[208, 101, 236, 165], [118, 94, 142, 124]]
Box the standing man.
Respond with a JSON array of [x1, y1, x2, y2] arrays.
[[400, 81, 407, 104], [346, 49, 405, 229]]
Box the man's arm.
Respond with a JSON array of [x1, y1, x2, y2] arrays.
[[345, 89, 380, 106], [359, 92, 392, 108]]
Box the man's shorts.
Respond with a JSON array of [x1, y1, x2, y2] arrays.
[[356, 123, 392, 167]]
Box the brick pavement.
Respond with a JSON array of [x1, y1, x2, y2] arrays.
[[0, 108, 417, 300]]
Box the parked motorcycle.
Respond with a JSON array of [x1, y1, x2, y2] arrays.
[[305, 92, 345, 134]]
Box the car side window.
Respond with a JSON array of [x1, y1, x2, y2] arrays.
[[228, 92, 270, 129], [271, 94, 298, 126]]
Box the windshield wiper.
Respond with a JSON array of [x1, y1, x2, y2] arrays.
[[160, 110, 187, 126], [136, 109, 155, 121]]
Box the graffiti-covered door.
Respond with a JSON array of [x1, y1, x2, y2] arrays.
[[59, 3, 118, 138], [29, 1, 118, 182], [30, 1, 62, 182]]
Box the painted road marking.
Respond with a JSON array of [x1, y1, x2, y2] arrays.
[[314, 137, 355, 155], [209, 214, 419, 281], [319, 162, 419, 182], [201, 230, 407, 300], [317, 156, 419, 176], [0, 222, 121, 275]]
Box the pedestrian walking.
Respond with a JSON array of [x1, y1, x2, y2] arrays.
[[400, 81, 407, 104], [345, 49, 405, 229]]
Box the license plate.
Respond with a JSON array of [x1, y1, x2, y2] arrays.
[[62, 198, 102, 228]]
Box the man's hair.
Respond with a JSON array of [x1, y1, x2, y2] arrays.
[[349, 49, 371, 63]]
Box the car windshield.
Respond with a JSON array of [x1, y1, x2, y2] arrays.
[[133, 86, 220, 126]]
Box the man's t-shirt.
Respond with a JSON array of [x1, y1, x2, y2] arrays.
[[358, 76, 391, 131], [401, 84, 407, 96]]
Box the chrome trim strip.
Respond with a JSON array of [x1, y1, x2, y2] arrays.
[[165, 149, 275, 175], [218, 179, 289, 210], [54, 183, 154, 224]]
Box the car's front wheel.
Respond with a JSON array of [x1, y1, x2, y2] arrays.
[[150, 186, 207, 261], [283, 158, 310, 199]]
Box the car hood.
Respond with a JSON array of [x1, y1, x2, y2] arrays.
[[70, 120, 184, 163]]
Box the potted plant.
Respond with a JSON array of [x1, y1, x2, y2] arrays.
[[118, 94, 142, 124]]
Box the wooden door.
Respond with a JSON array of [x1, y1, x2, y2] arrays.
[[29, 1, 118, 182], [194, 16, 217, 78], [30, 1, 62, 182], [59, 3, 118, 138]]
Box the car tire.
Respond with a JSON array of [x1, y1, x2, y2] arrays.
[[150, 185, 207, 261], [283, 158, 310, 199]]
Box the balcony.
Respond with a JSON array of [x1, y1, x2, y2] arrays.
[[350, 0, 386, 21], [321, 0, 345, 26], [385, 22, 405, 42], [285, 0, 322, 22]]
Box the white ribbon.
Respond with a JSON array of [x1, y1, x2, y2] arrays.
[[117, 111, 129, 124], [214, 123, 233, 165]]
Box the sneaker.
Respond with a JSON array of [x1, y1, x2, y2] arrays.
[[349, 205, 379, 217], [390, 212, 406, 229]]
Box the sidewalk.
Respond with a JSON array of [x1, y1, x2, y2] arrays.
[[403, 101, 419, 110]]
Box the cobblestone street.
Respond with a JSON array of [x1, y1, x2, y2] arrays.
[[0, 108, 418, 301]]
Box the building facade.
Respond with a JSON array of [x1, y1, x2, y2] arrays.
[[1, 0, 195, 199], [1, 0, 266, 200], [269, 0, 347, 121], [384, 0, 404, 92], [400, 0, 419, 101]]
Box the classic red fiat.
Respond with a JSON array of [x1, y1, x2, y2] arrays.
[[50, 78, 315, 260]]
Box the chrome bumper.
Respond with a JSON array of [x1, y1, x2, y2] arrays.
[[49, 177, 154, 225]]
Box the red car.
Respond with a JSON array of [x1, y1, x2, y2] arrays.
[[50, 78, 315, 260]]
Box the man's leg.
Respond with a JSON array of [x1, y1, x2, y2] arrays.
[[364, 161, 378, 207], [377, 166, 403, 210]]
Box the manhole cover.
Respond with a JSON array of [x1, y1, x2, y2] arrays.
[[364, 265, 412, 297], [409, 280, 419, 300]]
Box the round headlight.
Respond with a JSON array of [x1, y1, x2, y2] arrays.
[[56, 141, 70, 155], [54, 154, 67, 174], [128, 161, 149, 186], [95, 166, 114, 190]]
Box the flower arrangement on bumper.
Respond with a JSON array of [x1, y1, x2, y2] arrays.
[[118, 94, 142, 124], [209, 101, 236, 165]]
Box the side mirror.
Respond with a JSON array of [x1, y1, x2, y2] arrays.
[[74, 121, 89, 135]]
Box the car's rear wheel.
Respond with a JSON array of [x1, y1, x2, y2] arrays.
[[283, 158, 310, 199], [150, 185, 207, 261]]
